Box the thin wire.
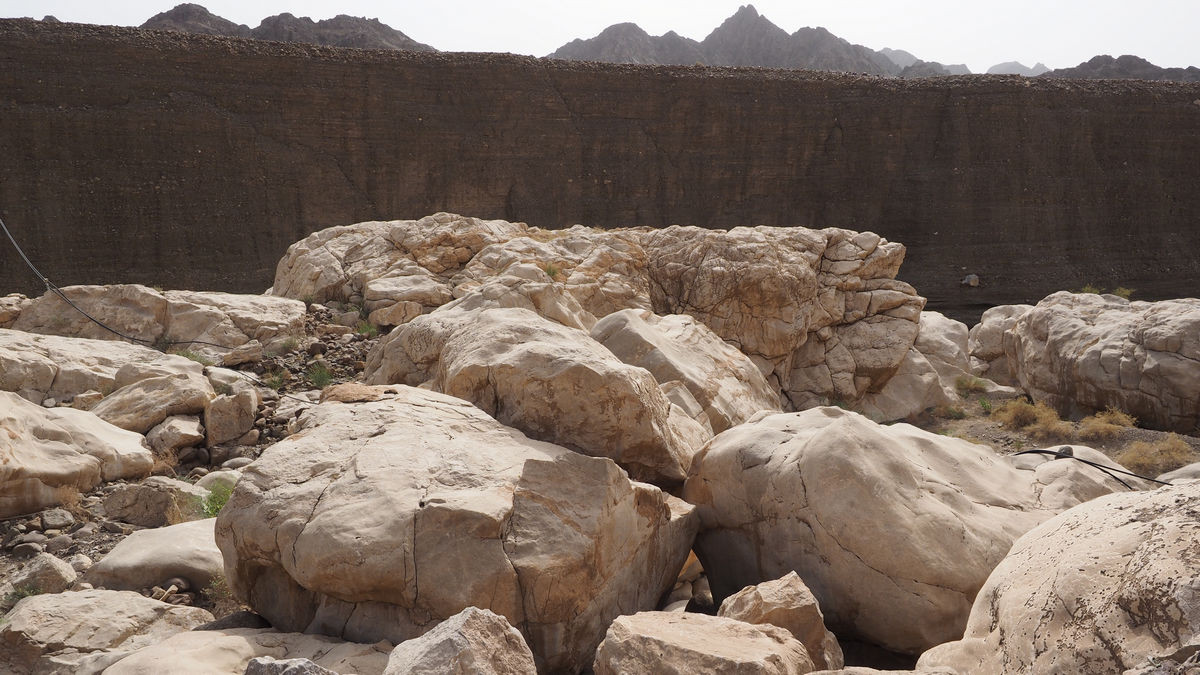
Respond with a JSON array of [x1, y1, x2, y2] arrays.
[[1013, 448, 1172, 488], [1, 214, 320, 405]]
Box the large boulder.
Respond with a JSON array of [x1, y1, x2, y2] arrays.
[[102, 476, 210, 527], [11, 284, 305, 360], [967, 304, 1033, 385], [1004, 292, 1200, 431], [718, 571, 844, 670], [102, 627, 392, 675], [592, 611, 814, 675], [384, 606, 536, 675], [591, 309, 782, 434], [215, 385, 697, 673], [278, 215, 924, 412], [918, 482, 1200, 673], [0, 292, 31, 327], [0, 391, 152, 518], [0, 553, 77, 612], [0, 589, 213, 674], [89, 372, 215, 434], [682, 406, 1135, 654], [366, 307, 698, 484], [0, 328, 202, 403], [85, 518, 223, 593]]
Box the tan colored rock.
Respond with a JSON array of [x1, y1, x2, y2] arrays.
[[384, 606, 536, 675], [196, 469, 240, 492], [102, 627, 391, 675], [103, 476, 209, 527], [1, 391, 152, 518], [683, 406, 1134, 655], [91, 372, 215, 434], [215, 385, 696, 673], [1004, 292, 1200, 431], [719, 571, 844, 670], [968, 304, 1033, 385], [204, 390, 258, 446], [85, 518, 222, 593], [855, 347, 952, 422], [146, 415, 205, 454], [1159, 461, 1200, 484], [0, 589, 213, 674], [918, 482, 1200, 674], [11, 284, 169, 342], [0, 553, 78, 612], [0, 292, 31, 327], [593, 611, 814, 675], [162, 289, 305, 358], [0, 328, 200, 403], [591, 309, 781, 433], [367, 307, 697, 484], [443, 264, 599, 331]]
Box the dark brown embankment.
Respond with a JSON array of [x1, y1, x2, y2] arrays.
[[2, 19, 1199, 321]]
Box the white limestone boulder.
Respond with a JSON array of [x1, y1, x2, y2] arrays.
[[591, 309, 781, 434], [968, 304, 1033, 385], [718, 571, 844, 670], [215, 385, 697, 673], [103, 476, 210, 527], [918, 482, 1200, 673], [0, 328, 201, 403], [204, 390, 258, 447], [1004, 292, 1200, 431], [11, 284, 168, 343], [682, 406, 1133, 655], [146, 415, 205, 454], [102, 627, 391, 675], [0, 589, 213, 674], [85, 518, 223, 593], [90, 372, 215, 434], [1, 391, 152, 518], [384, 607, 536, 675], [366, 307, 697, 484], [593, 611, 814, 675], [0, 292, 31, 327]]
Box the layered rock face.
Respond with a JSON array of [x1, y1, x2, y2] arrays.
[[682, 406, 1136, 654], [296, 214, 921, 415], [214, 385, 696, 672], [3, 19, 1199, 320], [919, 481, 1200, 673], [1003, 292, 1200, 432]]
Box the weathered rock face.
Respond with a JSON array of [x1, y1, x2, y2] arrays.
[[0, 328, 203, 403], [3, 20, 1199, 321], [103, 476, 210, 527], [593, 611, 814, 675], [0, 589, 214, 674], [1004, 292, 1200, 432], [0, 391, 152, 518], [90, 372, 216, 434], [384, 607, 537, 675], [337, 215, 923, 412], [0, 553, 77, 612], [918, 482, 1200, 674], [718, 571, 844, 671], [682, 406, 1134, 655], [591, 309, 781, 434], [967, 304, 1033, 385], [215, 385, 696, 673], [10, 284, 305, 360]]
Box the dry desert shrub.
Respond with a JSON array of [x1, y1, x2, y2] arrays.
[[53, 485, 91, 522], [203, 574, 247, 620], [150, 448, 179, 477], [1116, 434, 1195, 477], [954, 375, 988, 396], [1078, 407, 1138, 442], [994, 399, 1072, 441]]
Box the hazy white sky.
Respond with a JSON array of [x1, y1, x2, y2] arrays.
[[3, 0, 1197, 73]]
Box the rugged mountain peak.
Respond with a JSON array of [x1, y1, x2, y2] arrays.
[[550, 21, 705, 65], [141, 3, 250, 38], [986, 61, 1050, 76], [1041, 54, 1200, 82]]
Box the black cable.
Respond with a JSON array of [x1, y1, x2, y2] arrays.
[[1013, 447, 1172, 488]]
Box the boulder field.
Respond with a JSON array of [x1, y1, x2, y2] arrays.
[[1, 213, 1199, 674]]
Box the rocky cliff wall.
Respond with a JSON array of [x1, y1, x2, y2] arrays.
[[2, 20, 1199, 321]]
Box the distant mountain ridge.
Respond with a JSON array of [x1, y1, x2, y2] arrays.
[[141, 3, 434, 51], [551, 5, 958, 77], [1041, 54, 1200, 82]]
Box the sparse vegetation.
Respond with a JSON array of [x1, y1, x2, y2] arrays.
[[213, 381, 234, 396], [978, 398, 993, 415], [993, 399, 1072, 441], [3, 584, 43, 607], [955, 376, 988, 396], [152, 335, 174, 352], [53, 485, 90, 523], [306, 362, 333, 389], [1111, 286, 1135, 299], [1078, 407, 1138, 442], [1079, 284, 1103, 294], [171, 348, 214, 367], [166, 493, 205, 525], [541, 262, 562, 280], [202, 483, 233, 518], [203, 574, 246, 619], [356, 320, 379, 338], [263, 371, 286, 392], [1116, 434, 1195, 477], [933, 405, 967, 420]]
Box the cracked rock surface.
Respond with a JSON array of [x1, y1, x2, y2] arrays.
[[214, 384, 696, 673], [682, 406, 1137, 655], [918, 481, 1200, 673]]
